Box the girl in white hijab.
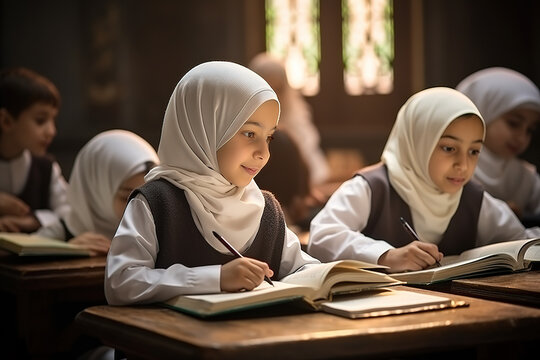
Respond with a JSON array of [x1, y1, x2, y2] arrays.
[[456, 67, 540, 220], [36, 129, 159, 255], [309, 87, 534, 273], [105, 61, 318, 305]]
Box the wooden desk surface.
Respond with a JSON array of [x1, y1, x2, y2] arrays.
[[76, 287, 540, 360], [449, 270, 540, 307], [0, 251, 107, 358]]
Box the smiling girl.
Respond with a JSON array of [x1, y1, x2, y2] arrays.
[[457, 67, 540, 220], [104, 61, 318, 305], [308, 87, 536, 273]]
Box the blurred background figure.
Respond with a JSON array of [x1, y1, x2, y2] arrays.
[[457, 67, 540, 226], [249, 52, 330, 186]]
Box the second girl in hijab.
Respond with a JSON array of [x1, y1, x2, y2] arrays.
[[105, 61, 319, 305], [36, 129, 159, 255], [308, 87, 537, 273]]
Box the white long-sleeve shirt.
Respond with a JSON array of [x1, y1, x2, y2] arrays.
[[0, 149, 69, 227], [105, 193, 320, 305], [308, 176, 540, 264]]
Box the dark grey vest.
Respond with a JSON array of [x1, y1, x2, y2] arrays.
[[18, 155, 52, 211], [357, 163, 484, 256], [132, 179, 285, 278]]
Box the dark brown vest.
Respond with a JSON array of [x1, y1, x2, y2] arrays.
[[132, 179, 285, 278], [357, 163, 484, 255]]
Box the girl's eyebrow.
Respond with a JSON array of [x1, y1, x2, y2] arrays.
[[441, 135, 484, 144], [243, 121, 277, 131]]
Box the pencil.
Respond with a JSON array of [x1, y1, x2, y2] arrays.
[[399, 217, 442, 267], [212, 231, 274, 286]]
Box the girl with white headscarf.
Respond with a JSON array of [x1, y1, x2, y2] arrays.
[[308, 87, 534, 273], [105, 61, 318, 306], [457, 67, 540, 219], [36, 129, 159, 255]]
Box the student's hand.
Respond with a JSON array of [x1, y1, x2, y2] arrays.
[[378, 241, 443, 273], [220, 257, 274, 292], [0, 192, 30, 216], [0, 214, 40, 233], [68, 232, 111, 256]]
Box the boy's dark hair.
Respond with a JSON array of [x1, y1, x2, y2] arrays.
[[0, 67, 61, 118]]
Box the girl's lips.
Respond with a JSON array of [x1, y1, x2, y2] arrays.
[[242, 165, 259, 176], [447, 177, 465, 185]]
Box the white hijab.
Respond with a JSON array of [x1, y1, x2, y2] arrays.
[[381, 87, 484, 243], [66, 130, 159, 238], [145, 61, 279, 253], [456, 67, 540, 203]]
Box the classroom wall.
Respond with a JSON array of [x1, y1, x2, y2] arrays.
[[1, 0, 539, 176]]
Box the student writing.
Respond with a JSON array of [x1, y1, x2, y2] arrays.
[[104, 61, 319, 305], [456, 67, 540, 220], [308, 87, 538, 273], [0, 67, 69, 233], [36, 129, 159, 255]]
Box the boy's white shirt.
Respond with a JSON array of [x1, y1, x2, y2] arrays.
[[0, 149, 69, 228], [104, 193, 319, 305], [307, 175, 539, 265]]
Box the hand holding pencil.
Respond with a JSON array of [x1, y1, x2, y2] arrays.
[[213, 231, 274, 292], [378, 218, 443, 273]]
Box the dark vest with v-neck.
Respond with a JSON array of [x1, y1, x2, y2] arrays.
[[132, 179, 285, 278], [18, 155, 53, 210], [356, 163, 484, 256]]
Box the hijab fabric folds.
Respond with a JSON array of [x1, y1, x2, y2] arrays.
[[66, 130, 159, 238], [145, 61, 279, 253], [381, 87, 484, 243], [457, 68, 540, 205]]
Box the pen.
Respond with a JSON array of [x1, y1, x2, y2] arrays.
[[399, 217, 441, 267], [212, 231, 274, 286]]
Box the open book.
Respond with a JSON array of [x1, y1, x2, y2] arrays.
[[163, 260, 404, 317], [391, 238, 540, 285], [0, 232, 91, 256]]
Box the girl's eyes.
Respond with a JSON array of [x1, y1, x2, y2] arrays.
[[241, 131, 275, 143], [441, 145, 455, 153], [439, 145, 481, 156]]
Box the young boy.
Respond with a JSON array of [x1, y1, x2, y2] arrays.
[[0, 67, 69, 233]]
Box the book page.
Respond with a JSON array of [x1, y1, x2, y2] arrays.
[[445, 238, 540, 266], [281, 261, 398, 301]]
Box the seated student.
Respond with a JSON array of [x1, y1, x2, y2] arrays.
[[456, 67, 540, 222], [255, 130, 313, 233], [105, 61, 319, 305], [36, 129, 159, 256], [308, 87, 539, 273], [248, 52, 330, 186], [0, 67, 69, 233]]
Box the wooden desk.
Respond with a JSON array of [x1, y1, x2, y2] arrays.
[[76, 287, 540, 360], [0, 251, 107, 358], [444, 270, 540, 308]]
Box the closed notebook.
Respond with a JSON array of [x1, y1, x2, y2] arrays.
[[320, 288, 465, 319], [0, 232, 90, 256]]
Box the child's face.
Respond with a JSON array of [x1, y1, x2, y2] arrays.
[[484, 108, 539, 159], [1, 102, 57, 157], [428, 115, 484, 194], [217, 100, 279, 187], [113, 171, 146, 221]]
